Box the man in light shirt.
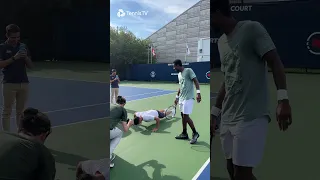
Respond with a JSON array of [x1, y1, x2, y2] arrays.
[[131, 108, 174, 132], [76, 158, 109, 180]]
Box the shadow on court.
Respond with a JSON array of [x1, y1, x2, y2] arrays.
[[130, 117, 181, 135], [50, 149, 88, 167], [191, 141, 210, 152], [111, 157, 182, 180]]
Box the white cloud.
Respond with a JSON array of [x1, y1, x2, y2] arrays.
[[138, 0, 198, 16], [111, 0, 200, 38]]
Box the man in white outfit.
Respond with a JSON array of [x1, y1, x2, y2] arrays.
[[211, 0, 292, 179], [131, 108, 174, 132]]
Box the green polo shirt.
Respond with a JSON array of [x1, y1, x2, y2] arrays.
[[110, 104, 127, 129], [0, 132, 56, 180]]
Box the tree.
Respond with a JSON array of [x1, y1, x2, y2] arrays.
[[110, 26, 154, 68]]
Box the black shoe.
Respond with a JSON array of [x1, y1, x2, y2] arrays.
[[190, 132, 199, 144], [175, 133, 189, 140]]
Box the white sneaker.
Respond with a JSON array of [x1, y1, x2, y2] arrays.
[[110, 162, 114, 168], [110, 153, 116, 162]]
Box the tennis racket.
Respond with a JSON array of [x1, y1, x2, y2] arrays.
[[165, 105, 176, 120]]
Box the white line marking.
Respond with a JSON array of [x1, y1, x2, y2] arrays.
[[51, 92, 175, 128], [30, 75, 177, 92], [45, 91, 173, 114], [52, 117, 106, 128], [29, 75, 107, 84], [192, 158, 210, 180]]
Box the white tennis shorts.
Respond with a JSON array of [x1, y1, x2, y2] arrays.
[[220, 116, 269, 167], [179, 99, 194, 115]]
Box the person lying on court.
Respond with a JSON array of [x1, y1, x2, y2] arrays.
[[129, 108, 175, 132]]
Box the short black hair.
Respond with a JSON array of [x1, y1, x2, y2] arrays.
[[116, 96, 126, 105], [78, 173, 94, 180], [19, 108, 52, 136], [133, 117, 140, 125], [212, 0, 231, 17], [6, 24, 20, 35], [173, 59, 182, 67]]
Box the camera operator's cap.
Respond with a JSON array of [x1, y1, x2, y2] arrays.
[[111, 69, 116, 72]]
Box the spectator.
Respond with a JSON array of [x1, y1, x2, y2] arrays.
[[0, 24, 33, 131]]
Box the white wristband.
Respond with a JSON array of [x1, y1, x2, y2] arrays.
[[196, 90, 200, 94], [176, 95, 179, 99], [277, 89, 288, 101], [211, 106, 221, 117]]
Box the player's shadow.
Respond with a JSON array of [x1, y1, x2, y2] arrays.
[[111, 157, 182, 180], [50, 149, 88, 168], [134, 117, 181, 135], [191, 141, 210, 152]]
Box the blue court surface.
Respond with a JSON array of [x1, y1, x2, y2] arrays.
[[0, 76, 109, 130], [114, 85, 175, 102], [192, 159, 210, 180]]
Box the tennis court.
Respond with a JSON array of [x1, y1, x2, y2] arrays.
[[211, 71, 320, 180], [0, 62, 109, 180], [110, 82, 210, 180]]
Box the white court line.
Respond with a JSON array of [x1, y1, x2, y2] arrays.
[[192, 158, 210, 180], [30, 75, 176, 92], [46, 90, 172, 114], [51, 91, 175, 128], [29, 75, 107, 84]]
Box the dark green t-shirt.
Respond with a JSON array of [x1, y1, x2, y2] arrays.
[[110, 104, 127, 129], [0, 132, 56, 180]]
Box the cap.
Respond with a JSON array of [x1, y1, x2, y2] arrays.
[[111, 69, 116, 72]]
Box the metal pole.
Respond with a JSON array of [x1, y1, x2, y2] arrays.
[[151, 44, 153, 64], [147, 46, 150, 64]]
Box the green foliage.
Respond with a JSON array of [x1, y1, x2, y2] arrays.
[[110, 26, 155, 67]]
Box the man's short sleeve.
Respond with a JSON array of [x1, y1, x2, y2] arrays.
[[187, 68, 197, 80], [25, 44, 31, 58], [250, 22, 276, 59]]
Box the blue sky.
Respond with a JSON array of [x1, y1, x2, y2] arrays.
[[110, 0, 200, 39]]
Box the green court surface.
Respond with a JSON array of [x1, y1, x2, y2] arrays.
[[111, 83, 210, 180], [29, 61, 109, 180], [211, 71, 320, 180]]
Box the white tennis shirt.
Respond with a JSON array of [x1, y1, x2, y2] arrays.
[[81, 158, 109, 179], [135, 110, 158, 121]]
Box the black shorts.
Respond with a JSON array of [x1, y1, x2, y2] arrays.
[[157, 110, 165, 118]]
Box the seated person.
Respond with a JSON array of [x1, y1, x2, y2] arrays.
[[76, 158, 109, 180], [130, 108, 174, 132]]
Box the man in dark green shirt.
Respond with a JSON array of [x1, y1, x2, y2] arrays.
[[110, 96, 133, 168], [0, 108, 56, 180]]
